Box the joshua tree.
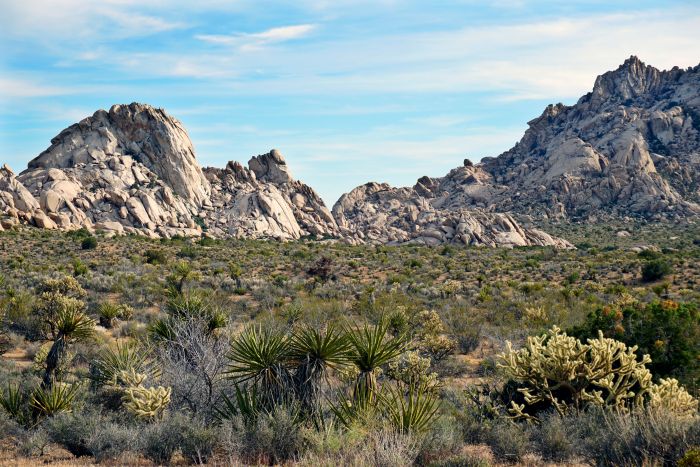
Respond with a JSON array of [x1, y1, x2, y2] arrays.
[[43, 303, 95, 388], [289, 324, 353, 418], [345, 318, 407, 402], [226, 325, 292, 409]]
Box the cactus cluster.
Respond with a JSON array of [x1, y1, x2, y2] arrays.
[[122, 385, 172, 419], [499, 326, 698, 420]]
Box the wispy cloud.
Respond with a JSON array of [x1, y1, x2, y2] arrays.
[[94, 8, 700, 101], [196, 24, 317, 51]]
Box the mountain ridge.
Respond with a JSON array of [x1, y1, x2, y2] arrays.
[[2, 57, 698, 247]]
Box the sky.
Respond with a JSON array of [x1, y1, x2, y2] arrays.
[[1, 1, 699, 205]]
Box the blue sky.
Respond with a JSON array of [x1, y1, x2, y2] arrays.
[[1, 1, 699, 205]]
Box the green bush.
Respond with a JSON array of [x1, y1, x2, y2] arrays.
[[485, 419, 530, 462], [80, 236, 97, 250], [44, 411, 99, 457], [641, 259, 671, 282], [141, 413, 189, 464], [86, 422, 138, 463], [571, 300, 699, 390], [144, 249, 167, 265]]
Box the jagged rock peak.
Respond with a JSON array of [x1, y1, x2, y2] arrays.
[[586, 56, 689, 108], [27, 102, 210, 205], [249, 149, 292, 183]]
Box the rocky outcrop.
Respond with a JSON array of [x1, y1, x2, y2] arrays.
[[333, 181, 572, 248], [335, 56, 700, 240], [28, 103, 210, 205], [479, 56, 700, 220], [203, 151, 338, 239], [1, 104, 339, 240]]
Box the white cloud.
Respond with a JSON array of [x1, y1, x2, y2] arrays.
[[0, 78, 72, 98], [196, 24, 317, 51], [100, 8, 700, 102], [0, 0, 183, 43]]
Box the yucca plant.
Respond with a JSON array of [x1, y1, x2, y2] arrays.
[[164, 292, 227, 334], [382, 382, 439, 434], [30, 382, 81, 417], [0, 383, 32, 427], [289, 324, 353, 417], [345, 318, 407, 402], [148, 317, 176, 342], [215, 384, 261, 424], [43, 304, 95, 388], [97, 302, 122, 328], [90, 341, 159, 388], [226, 325, 292, 408], [329, 384, 382, 429]]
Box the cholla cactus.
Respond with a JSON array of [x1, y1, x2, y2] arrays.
[[114, 369, 148, 388], [523, 305, 547, 325], [498, 326, 654, 419], [122, 385, 171, 419], [648, 378, 698, 418], [387, 350, 439, 391]]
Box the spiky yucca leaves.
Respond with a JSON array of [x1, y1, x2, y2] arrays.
[[289, 324, 353, 418], [345, 318, 407, 402], [90, 341, 159, 388], [226, 325, 292, 409], [329, 384, 382, 429], [30, 382, 81, 417], [122, 385, 171, 419], [152, 292, 227, 339], [382, 382, 439, 434], [0, 384, 32, 427], [97, 302, 133, 328], [215, 384, 261, 424], [43, 304, 95, 388]]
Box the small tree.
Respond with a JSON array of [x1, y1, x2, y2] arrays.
[[641, 259, 671, 282]]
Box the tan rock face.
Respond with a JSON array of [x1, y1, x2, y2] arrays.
[[477, 56, 700, 220], [0, 104, 340, 241], [27, 103, 210, 205]]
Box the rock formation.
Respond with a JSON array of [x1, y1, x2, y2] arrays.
[[1, 103, 339, 240], [335, 56, 700, 245], [333, 181, 571, 248], [475, 56, 700, 220], [9, 56, 691, 247]]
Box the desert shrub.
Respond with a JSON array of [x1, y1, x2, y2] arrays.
[[0, 408, 23, 440], [679, 447, 700, 467], [638, 249, 661, 260], [18, 427, 49, 457], [156, 313, 229, 417], [641, 258, 671, 282], [144, 249, 167, 265], [238, 405, 306, 464], [416, 414, 462, 463], [571, 407, 700, 466], [530, 412, 576, 462], [179, 418, 219, 464], [86, 421, 138, 463], [140, 413, 190, 464], [72, 259, 88, 276], [44, 410, 100, 457], [572, 300, 700, 390], [484, 419, 530, 462], [80, 236, 97, 250]]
